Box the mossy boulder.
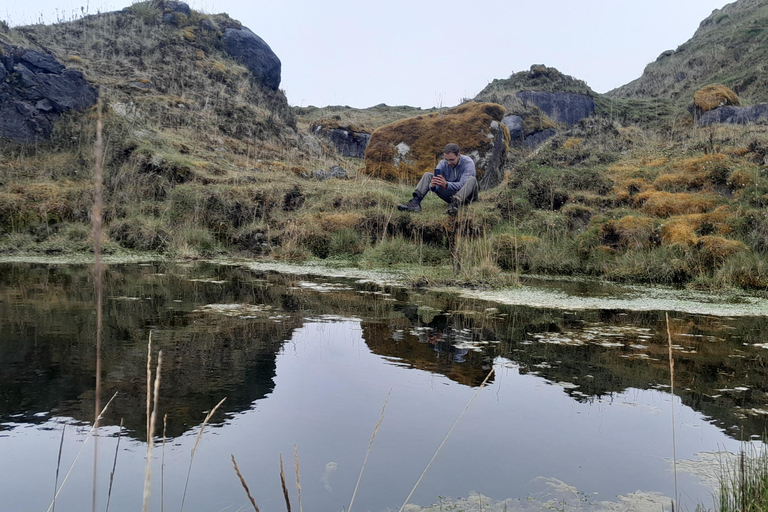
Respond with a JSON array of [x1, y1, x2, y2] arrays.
[[688, 84, 740, 119], [362, 102, 510, 190]]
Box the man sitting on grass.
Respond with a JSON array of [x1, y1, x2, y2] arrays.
[[397, 143, 478, 216]]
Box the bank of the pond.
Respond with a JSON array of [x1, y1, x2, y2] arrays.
[[3, 254, 768, 318]]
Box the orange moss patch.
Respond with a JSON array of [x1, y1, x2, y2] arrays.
[[363, 102, 508, 183], [676, 153, 729, 173], [601, 215, 656, 249], [696, 236, 746, 263], [318, 213, 363, 231], [660, 219, 698, 247], [612, 178, 652, 203], [653, 173, 706, 192], [634, 190, 718, 217], [693, 84, 740, 113]]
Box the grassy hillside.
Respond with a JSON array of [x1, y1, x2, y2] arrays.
[[608, 0, 768, 107], [1, 2, 767, 293]]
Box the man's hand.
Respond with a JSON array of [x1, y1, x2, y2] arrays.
[[431, 174, 447, 189]]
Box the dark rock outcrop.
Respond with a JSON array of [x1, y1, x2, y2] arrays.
[[516, 91, 595, 127], [523, 128, 557, 148], [697, 104, 768, 126], [312, 124, 370, 159], [502, 115, 523, 141], [223, 27, 281, 90], [0, 43, 97, 143]]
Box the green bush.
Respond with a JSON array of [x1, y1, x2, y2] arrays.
[[329, 229, 366, 256]]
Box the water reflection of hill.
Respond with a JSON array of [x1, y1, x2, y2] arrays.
[[2, 263, 768, 441]]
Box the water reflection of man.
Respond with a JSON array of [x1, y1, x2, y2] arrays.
[[424, 329, 469, 363]]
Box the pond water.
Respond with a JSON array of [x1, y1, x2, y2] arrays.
[[2, 262, 768, 512]]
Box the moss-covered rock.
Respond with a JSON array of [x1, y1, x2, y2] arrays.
[[362, 102, 510, 189], [689, 84, 740, 119]]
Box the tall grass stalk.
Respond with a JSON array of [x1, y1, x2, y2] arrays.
[[666, 313, 679, 509], [179, 397, 227, 512], [105, 418, 124, 512], [52, 423, 66, 512], [398, 369, 495, 512], [91, 88, 104, 512], [349, 389, 391, 512], [147, 332, 152, 444], [280, 454, 292, 512], [294, 444, 302, 512], [143, 350, 163, 512], [46, 392, 118, 512], [231, 454, 260, 512], [162, 414, 167, 512]]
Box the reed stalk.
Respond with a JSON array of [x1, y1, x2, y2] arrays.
[[143, 351, 163, 512], [294, 444, 302, 512], [179, 397, 227, 512], [280, 454, 291, 512], [91, 87, 104, 512], [105, 418, 124, 512], [147, 332, 152, 445], [666, 313, 679, 509], [52, 423, 66, 512], [398, 369, 495, 512], [161, 414, 167, 512], [349, 389, 391, 512], [231, 454, 260, 512], [47, 392, 118, 512]]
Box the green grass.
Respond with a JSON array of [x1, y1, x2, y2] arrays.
[[719, 444, 768, 512]]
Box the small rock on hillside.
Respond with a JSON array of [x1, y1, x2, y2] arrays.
[[0, 43, 97, 143], [312, 121, 371, 159], [363, 102, 510, 191]]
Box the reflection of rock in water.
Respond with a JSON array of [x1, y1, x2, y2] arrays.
[[4, 262, 768, 441]]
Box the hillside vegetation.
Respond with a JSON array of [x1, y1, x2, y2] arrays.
[[0, 0, 767, 293], [609, 0, 768, 107]]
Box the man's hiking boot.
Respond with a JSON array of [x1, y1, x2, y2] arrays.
[[445, 198, 460, 216], [397, 197, 422, 212]]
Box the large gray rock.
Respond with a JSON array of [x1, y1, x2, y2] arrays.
[[0, 43, 97, 143], [223, 27, 281, 90], [697, 104, 768, 126], [312, 124, 370, 159], [516, 91, 595, 126], [502, 115, 523, 141]]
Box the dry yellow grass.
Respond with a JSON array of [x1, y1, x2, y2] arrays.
[[601, 215, 656, 249], [660, 219, 698, 247], [653, 173, 706, 192], [611, 178, 652, 203], [635, 190, 718, 217], [318, 213, 363, 231], [696, 236, 746, 262]]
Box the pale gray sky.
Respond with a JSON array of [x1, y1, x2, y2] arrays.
[[4, 0, 732, 108]]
